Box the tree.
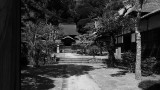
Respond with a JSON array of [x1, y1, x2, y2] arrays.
[[81, 0, 108, 17], [74, 0, 109, 32], [119, 0, 144, 80], [99, 17, 121, 67], [84, 21, 105, 55], [79, 0, 124, 66], [135, 0, 144, 80], [75, 33, 96, 54], [21, 19, 62, 66], [95, 37, 105, 55], [77, 18, 92, 34], [98, 0, 144, 79], [21, 0, 68, 66], [89, 45, 100, 58], [21, 0, 76, 24], [94, 0, 124, 67]]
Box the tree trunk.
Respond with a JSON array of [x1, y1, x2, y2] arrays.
[[108, 35, 116, 67], [135, 7, 142, 80], [34, 48, 40, 67]]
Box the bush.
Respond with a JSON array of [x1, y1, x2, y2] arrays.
[[138, 80, 160, 90], [121, 51, 136, 72], [88, 45, 100, 56], [142, 57, 157, 75], [119, 51, 159, 75], [77, 49, 84, 54], [153, 62, 160, 74]]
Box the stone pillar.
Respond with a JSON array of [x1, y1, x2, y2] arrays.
[[57, 45, 60, 53]]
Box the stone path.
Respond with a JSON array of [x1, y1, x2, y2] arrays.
[[52, 53, 141, 90], [62, 74, 101, 90], [88, 67, 141, 90], [54, 53, 108, 59], [21, 53, 160, 90]]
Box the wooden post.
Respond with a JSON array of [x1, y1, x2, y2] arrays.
[[0, 0, 19, 90]]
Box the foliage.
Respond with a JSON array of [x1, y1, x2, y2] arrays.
[[88, 45, 100, 56], [77, 18, 92, 34], [75, 0, 109, 33], [96, 1, 123, 67], [121, 51, 136, 72], [93, 0, 138, 67], [21, 19, 62, 67], [153, 61, 160, 74], [75, 0, 124, 34], [21, 0, 73, 67], [71, 44, 82, 50], [119, 54, 159, 75], [21, 0, 76, 24], [138, 79, 160, 90], [75, 0, 107, 21], [75, 33, 96, 54], [76, 34, 95, 46], [75, 4, 94, 20], [142, 57, 158, 75]]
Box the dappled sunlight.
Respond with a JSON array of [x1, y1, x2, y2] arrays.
[[21, 64, 95, 89]]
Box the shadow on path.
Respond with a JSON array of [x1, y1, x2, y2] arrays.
[[138, 80, 160, 90], [21, 64, 95, 89], [21, 73, 55, 90], [110, 70, 128, 77]]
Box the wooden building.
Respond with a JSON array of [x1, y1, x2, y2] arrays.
[[58, 23, 79, 53], [140, 9, 160, 59], [116, 4, 160, 59]]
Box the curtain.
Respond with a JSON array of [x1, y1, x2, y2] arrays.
[[0, 0, 19, 90]]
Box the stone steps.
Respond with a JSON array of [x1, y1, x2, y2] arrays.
[[58, 58, 106, 64], [38, 57, 107, 65]]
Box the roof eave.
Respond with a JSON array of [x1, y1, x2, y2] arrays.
[[141, 9, 160, 19]]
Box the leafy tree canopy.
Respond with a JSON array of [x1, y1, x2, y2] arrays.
[[21, 0, 76, 24]]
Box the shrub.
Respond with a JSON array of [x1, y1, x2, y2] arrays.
[[77, 49, 84, 54], [138, 80, 160, 90], [88, 45, 100, 56], [121, 51, 136, 72], [153, 62, 160, 74], [142, 57, 157, 75]]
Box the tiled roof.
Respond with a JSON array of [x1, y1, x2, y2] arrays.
[[123, 0, 160, 16], [59, 23, 79, 35], [141, 2, 160, 12], [62, 36, 75, 40]]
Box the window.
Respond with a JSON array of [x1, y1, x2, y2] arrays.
[[131, 33, 135, 42], [118, 36, 123, 44]]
